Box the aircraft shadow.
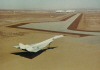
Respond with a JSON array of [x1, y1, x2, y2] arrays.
[[11, 46, 58, 59]]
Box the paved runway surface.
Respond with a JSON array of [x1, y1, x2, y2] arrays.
[[19, 13, 100, 36], [18, 13, 80, 32]]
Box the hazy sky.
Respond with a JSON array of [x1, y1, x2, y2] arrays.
[[0, 0, 100, 10]]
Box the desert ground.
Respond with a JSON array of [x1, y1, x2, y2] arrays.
[[77, 12, 100, 31], [0, 10, 100, 70]]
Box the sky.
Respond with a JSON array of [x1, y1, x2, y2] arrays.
[[0, 0, 100, 10]]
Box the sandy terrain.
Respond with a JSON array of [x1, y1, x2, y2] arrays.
[[0, 11, 100, 70], [0, 11, 74, 26], [77, 12, 100, 31]]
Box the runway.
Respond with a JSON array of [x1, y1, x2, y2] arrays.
[[18, 13, 80, 32], [19, 13, 100, 36], [18, 13, 79, 31]]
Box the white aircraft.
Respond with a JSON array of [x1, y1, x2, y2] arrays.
[[14, 35, 66, 52]]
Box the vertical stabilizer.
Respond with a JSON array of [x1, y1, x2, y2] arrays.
[[19, 43, 26, 49]]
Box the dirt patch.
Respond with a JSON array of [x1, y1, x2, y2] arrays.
[[0, 30, 27, 38]]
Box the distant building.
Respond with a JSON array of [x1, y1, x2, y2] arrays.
[[66, 10, 76, 13], [56, 10, 65, 13]]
